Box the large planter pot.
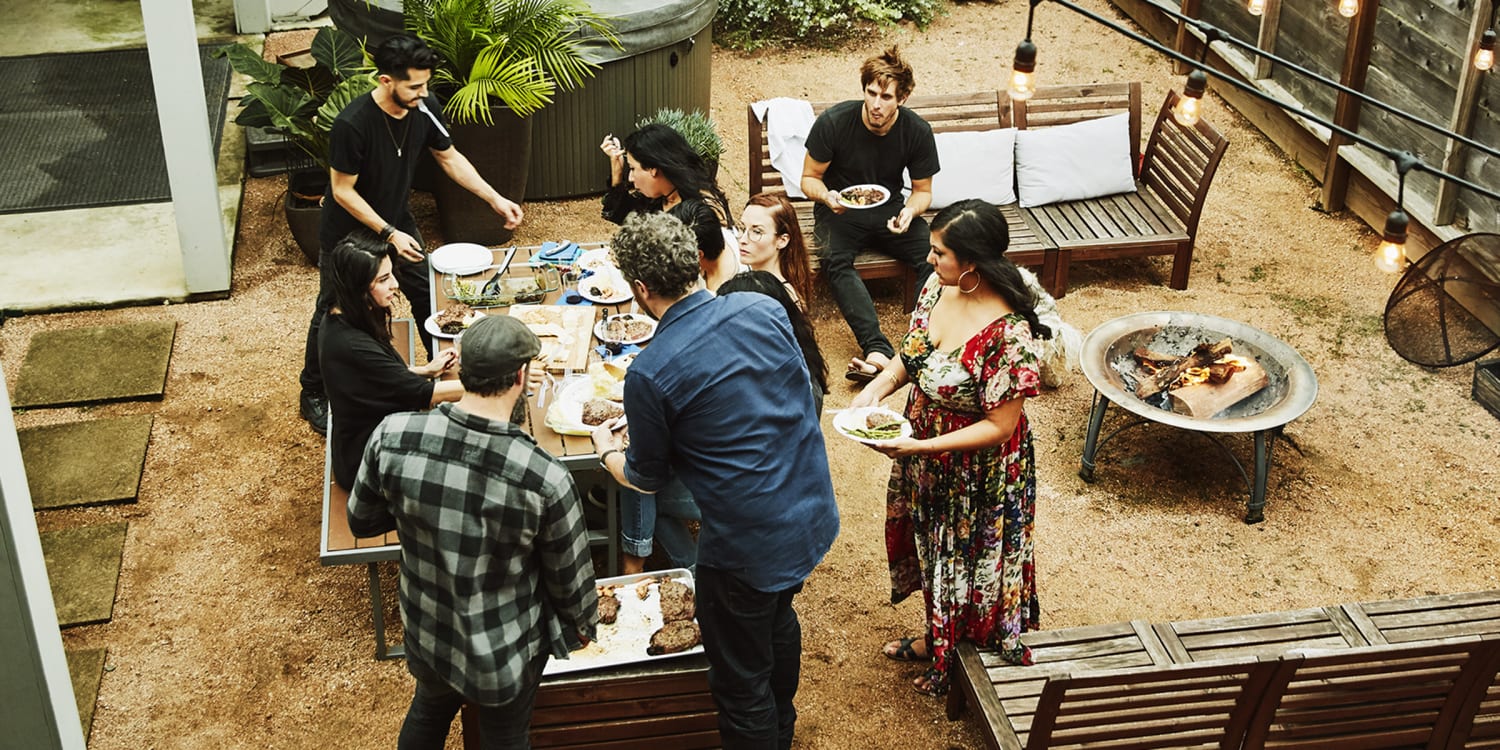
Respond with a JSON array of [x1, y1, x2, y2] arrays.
[[434, 106, 532, 246], [286, 170, 327, 266]]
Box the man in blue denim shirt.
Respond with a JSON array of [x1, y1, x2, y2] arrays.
[[592, 212, 839, 749]]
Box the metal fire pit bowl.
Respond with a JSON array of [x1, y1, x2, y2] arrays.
[[1079, 311, 1318, 523]]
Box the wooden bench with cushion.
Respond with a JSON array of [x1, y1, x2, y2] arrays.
[[1015, 84, 1229, 295], [747, 91, 1058, 308], [948, 590, 1500, 750], [748, 82, 1229, 299]]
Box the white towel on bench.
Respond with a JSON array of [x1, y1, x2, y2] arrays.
[[752, 97, 815, 199]]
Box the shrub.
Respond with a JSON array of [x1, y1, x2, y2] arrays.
[[636, 108, 726, 166], [715, 0, 946, 50]]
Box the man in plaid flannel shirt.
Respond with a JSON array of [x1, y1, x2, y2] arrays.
[[349, 315, 598, 749]]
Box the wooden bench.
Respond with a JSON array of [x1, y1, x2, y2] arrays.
[[747, 91, 1058, 309], [1015, 84, 1229, 295], [948, 590, 1500, 750], [748, 83, 1228, 299]]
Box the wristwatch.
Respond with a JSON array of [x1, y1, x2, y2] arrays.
[[598, 448, 623, 468]]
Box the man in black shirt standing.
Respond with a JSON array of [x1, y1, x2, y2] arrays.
[[298, 34, 524, 435], [801, 45, 938, 385]]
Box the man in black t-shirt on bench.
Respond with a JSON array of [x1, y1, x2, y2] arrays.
[[298, 34, 524, 436], [801, 45, 939, 385]]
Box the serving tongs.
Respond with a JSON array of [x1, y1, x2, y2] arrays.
[[479, 245, 519, 297]]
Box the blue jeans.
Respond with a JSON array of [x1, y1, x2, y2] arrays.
[[619, 478, 699, 569], [397, 651, 547, 750], [695, 566, 804, 749]]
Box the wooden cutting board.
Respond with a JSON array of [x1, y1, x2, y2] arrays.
[[507, 304, 595, 371]]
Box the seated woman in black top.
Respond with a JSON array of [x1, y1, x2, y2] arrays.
[[599, 123, 739, 289], [717, 270, 830, 414], [319, 231, 463, 490]]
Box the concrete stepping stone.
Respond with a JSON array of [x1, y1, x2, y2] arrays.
[[12, 321, 176, 408], [20, 415, 153, 510], [40, 522, 128, 627], [66, 647, 106, 738]]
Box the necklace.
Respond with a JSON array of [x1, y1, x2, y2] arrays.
[[383, 113, 412, 158]]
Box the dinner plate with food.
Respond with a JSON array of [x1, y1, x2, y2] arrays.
[[424, 303, 485, 339], [832, 406, 912, 445], [579, 272, 634, 305], [575, 247, 616, 274], [545, 376, 626, 436], [544, 569, 703, 675], [594, 313, 657, 345], [429, 242, 494, 275], [836, 184, 891, 210]]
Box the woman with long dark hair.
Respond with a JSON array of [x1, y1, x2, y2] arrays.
[[736, 193, 816, 309], [849, 199, 1052, 696], [319, 230, 462, 490], [718, 270, 828, 412], [600, 123, 739, 289]]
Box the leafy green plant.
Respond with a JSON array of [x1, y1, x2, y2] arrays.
[[404, 0, 618, 124], [215, 27, 375, 169], [636, 108, 726, 166], [715, 0, 945, 50]]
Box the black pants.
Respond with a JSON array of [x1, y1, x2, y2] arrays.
[[813, 205, 933, 360], [299, 237, 435, 395], [397, 650, 547, 750], [696, 566, 805, 750]]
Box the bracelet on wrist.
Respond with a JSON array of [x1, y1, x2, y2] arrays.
[[598, 448, 623, 468], [379, 224, 395, 242]]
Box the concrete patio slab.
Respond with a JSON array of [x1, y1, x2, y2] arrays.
[[40, 522, 129, 627], [12, 322, 176, 407], [20, 415, 154, 510]]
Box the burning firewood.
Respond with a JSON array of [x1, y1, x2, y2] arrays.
[[1134, 339, 1234, 399]]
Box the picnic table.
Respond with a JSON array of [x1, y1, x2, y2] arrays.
[[319, 242, 634, 659]]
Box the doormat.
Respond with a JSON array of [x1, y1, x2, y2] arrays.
[[66, 647, 107, 738], [41, 522, 129, 627], [20, 415, 153, 510], [0, 45, 231, 214], [12, 321, 176, 408]]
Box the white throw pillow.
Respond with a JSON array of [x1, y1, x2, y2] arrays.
[[927, 129, 1018, 209], [1014, 112, 1137, 208]]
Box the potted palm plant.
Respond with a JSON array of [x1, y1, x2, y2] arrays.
[[405, 0, 617, 244], [637, 108, 726, 177], [217, 28, 374, 264]]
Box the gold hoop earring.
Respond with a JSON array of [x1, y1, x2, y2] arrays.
[[957, 269, 980, 294]]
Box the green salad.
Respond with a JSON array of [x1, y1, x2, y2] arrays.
[[846, 424, 904, 440]]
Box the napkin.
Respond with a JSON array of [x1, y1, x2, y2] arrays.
[[595, 343, 643, 358], [536, 240, 582, 264]]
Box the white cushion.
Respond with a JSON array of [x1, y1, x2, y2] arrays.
[[1014, 113, 1136, 208], [926, 129, 1018, 209]]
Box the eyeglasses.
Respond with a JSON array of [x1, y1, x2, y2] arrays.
[[734, 226, 773, 240]]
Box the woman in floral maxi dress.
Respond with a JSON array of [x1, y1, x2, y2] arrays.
[[850, 199, 1052, 695]]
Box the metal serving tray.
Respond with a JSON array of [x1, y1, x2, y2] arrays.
[[544, 567, 702, 676]]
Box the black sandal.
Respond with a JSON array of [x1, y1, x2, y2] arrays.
[[883, 636, 931, 662]]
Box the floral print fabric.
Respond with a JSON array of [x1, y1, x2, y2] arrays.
[[886, 273, 1043, 692]]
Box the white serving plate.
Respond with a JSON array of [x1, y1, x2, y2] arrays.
[[545, 568, 702, 676], [429, 242, 494, 275], [832, 406, 912, 445], [578, 272, 633, 305], [837, 183, 891, 209], [594, 313, 657, 345], [423, 309, 486, 340]]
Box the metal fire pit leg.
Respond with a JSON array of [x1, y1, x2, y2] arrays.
[[1079, 390, 1110, 482], [1245, 429, 1275, 525]]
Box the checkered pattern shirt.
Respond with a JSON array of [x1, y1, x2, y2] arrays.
[[348, 403, 598, 705]]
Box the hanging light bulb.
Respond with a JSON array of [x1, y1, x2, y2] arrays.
[[1373, 208, 1408, 273], [1338, 0, 1358, 17], [1476, 29, 1496, 71], [1009, 40, 1038, 101], [1247, 0, 1265, 15], [1173, 70, 1208, 127]]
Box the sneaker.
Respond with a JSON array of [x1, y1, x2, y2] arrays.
[[300, 391, 329, 437]]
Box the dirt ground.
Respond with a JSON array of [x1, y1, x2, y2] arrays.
[[6, 1, 1500, 747]]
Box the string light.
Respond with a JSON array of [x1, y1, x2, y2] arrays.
[[1477, 29, 1496, 71], [1010, 40, 1038, 101], [1247, 0, 1265, 15], [1374, 153, 1416, 273], [1338, 0, 1358, 18], [1173, 70, 1208, 126]]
